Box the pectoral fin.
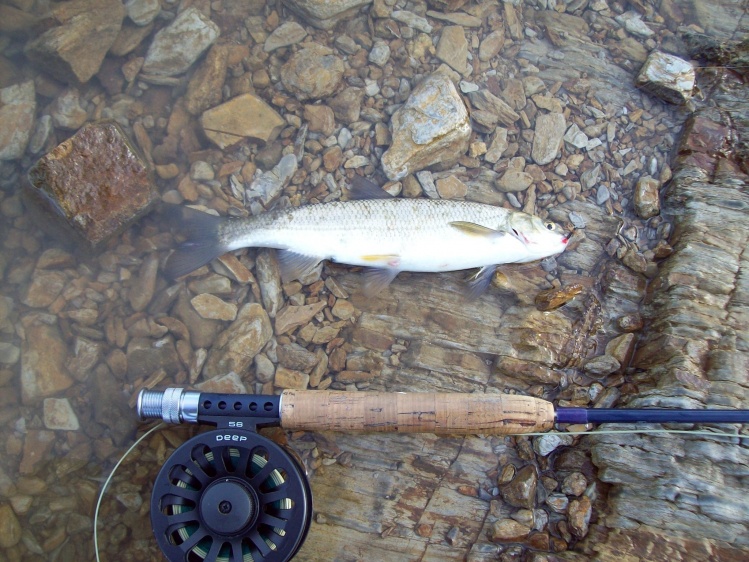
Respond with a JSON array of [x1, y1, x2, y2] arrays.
[[449, 221, 507, 237], [362, 268, 399, 297], [465, 265, 497, 301], [276, 250, 323, 283]]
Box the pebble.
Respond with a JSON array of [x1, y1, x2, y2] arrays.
[[275, 366, 310, 390], [436, 26, 468, 75], [634, 175, 661, 218], [499, 465, 537, 509], [0, 503, 22, 548], [200, 93, 285, 149], [281, 44, 344, 100], [489, 519, 532, 543], [190, 294, 238, 322], [496, 170, 533, 193], [562, 473, 588, 497], [435, 175, 468, 199], [43, 398, 80, 431], [264, 22, 307, 52], [568, 496, 592, 537], [274, 301, 327, 335], [583, 354, 621, 377], [368, 40, 391, 67], [0, 81, 36, 160], [533, 433, 574, 457]]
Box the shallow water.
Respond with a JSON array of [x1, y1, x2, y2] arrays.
[[0, 1, 747, 561]]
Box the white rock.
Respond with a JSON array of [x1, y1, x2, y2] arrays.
[[564, 123, 589, 149], [531, 112, 566, 165], [0, 81, 36, 160], [43, 398, 80, 431], [264, 22, 307, 52], [368, 40, 391, 67], [636, 51, 695, 105], [391, 10, 433, 33], [142, 8, 220, 76], [125, 0, 160, 26]]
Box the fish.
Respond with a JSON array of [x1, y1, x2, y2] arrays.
[[165, 177, 570, 298]]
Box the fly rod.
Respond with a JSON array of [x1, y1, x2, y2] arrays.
[[137, 387, 749, 433], [133, 388, 749, 562]]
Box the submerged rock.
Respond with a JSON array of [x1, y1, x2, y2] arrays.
[[25, 121, 157, 249], [142, 7, 220, 77], [281, 44, 345, 100], [381, 73, 470, 180], [636, 51, 695, 105], [24, 0, 125, 83], [283, 0, 372, 30], [532, 112, 567, 165], [0, 81, 36, 161], [201, 93, 285, 149]]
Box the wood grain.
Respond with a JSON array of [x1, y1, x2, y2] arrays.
[[280, 390, 555, 434]]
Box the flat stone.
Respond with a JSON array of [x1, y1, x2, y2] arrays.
[[583, 354, 621, 377], [368, 40, 391, 67], [43, 398, 80, 431], [496, 170, 533, 193], [201, 93, 285, 149], [304, 104, 336, 136], [185, 45, 228, 116], [20, 430, 55, 475], [568, 496, 592, 537], [0, 81, 36, 160], [142, 7, 219, 76], [329, 87, 364, 124], [489, 519, 532, 543], [436, 26, 468, 74], [274, 366, 310, 389], [331, 299, 356, 321], [562, 472, 587, 496], [246, 154, 298, 206], [564, 123, 589, 149], [20, 318, 73, 404], [468, 90, 520, 127], [264, 21, 307, 52], [202, 303, 272, 379], [22, 270, 66, 308], [381, 73, 470, 181], [278, 344, 319, 372], [392, 10, 433, 33], [636, 51, 695, 105], [126, 337, 180, 381], [190, 294, 238, 321], [24, 0, 125, 83], [128, 254, 159, 312], [281, 44, 344, 100], [0, 343, 19, 365], [25, 121, 157, 249], [605, 333, 635, 365], [283, 0, 371, 30], [124, 0, 159, 26], [532, 112, 567, 165], [634, 175, 661, 218], [533, 432, 574, 457]]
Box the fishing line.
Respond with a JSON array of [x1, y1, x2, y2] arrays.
[[93, 422, 166, 562]]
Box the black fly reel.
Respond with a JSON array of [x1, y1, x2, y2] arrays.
[[150, 425, 311, 562]]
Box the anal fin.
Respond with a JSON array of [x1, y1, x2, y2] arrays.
[[276, 250, 323, 283], [362, 268, 399, 297]]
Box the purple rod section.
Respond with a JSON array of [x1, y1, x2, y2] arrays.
[[555, 408, 749, 425]]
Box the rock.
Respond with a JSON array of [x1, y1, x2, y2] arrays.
[[22, 270, 66, 308], [635, 51, 695, 105], [329, 88, 364, 124], [435, 175, 468, 199], [369, 40, 391, 67], [201, 93, 285, 149], [495, 356, 561, 386], [0, 503, 21, 548], [246, 154, 298, 206], [0, 81, 36, 160], [489, 519, 532, 543], [128, 254, 159, 312], [20, 317, 73, 404], [568, 496, 592, 537], [278, 343, 319, 372], [485, 128, 509, 163], [436, 26, 468, 74], [190, 294, 238, 321], [281, 44, 345, 100], [616, 11, 655, 38], [468, 90, 520, 128], [634, 175, 661, 218], [0, 343, 20, 365], [202, 303, 272, 379], [583, 354, 621, 377], [274, 301, 327, 335], [561, 472, 587, 497], [50, 88, 88, 129], [256, 250, 283, 317], [20, 430, 55, 474], [331, 299, 356, 321], [195, 371, 248, 394], [264, 21, 307, 52], [254, 353, 275, 383], [304, 104, 336, 136], [532, 112, 567, 165], [25, 121, 157, 249], [126, 337, 180, 381], [274, 366, 310, 389], [174, 289, 222, 349], [546, 493, 569, 513], [111, 22, 153, 57], [43, 398, 80, 430], [392, 10, 432, 33], [499, 465, 537, 509], [283, 0, 371, 30], [533, 433, 574, 457], [496, 170, 533, 193], [534, 284, 583, 312], [604, 333, 635, 365], [142, 8, 219, 76], [381, 73, 471, 181], [479, 29, 505, 62], [563, 123, 589, 149], [124, 0, 159, 26], [24, 0, 125, 83], [185, 45, 229, 116]]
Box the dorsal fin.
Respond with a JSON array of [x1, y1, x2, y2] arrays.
[[348, 176, 394, 200]]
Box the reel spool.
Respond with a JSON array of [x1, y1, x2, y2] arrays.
[[151, 429, 312, 562]]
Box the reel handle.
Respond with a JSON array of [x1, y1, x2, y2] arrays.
[[280, 390, 554, 435], [138, 388, 555, 434]]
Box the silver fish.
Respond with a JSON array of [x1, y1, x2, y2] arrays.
[[166, 177, 570, 297]]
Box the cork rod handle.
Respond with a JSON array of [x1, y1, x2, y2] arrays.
[[279, 391, 555, 435]]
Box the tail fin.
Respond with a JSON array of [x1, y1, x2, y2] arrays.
[[163, 206, 232, 279]]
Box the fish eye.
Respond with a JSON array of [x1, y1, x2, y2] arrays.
[[544, 222, 555, 231]]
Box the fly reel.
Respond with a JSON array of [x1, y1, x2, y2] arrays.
[[141, 390, 312, 562]]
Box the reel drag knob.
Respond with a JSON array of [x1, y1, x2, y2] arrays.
[[150, 429, 311, 562]]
